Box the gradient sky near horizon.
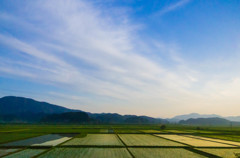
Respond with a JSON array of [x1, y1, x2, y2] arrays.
[[0, 0, 240, 118]]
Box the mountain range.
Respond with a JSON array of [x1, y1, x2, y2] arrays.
[[167, 113, 221, 123], [0, 96, 167, 124], [167, 113, 240, 123], [0, 96, 239, 125], [179, 117, 239, 126]]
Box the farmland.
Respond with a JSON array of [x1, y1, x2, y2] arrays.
[[185, 135, 240, 146], [129, 148, 206, 158], [196, 148, 240, 158], [39, 148, 132, 158], [140, 130, 163, 133], [1, 125, 240, 157], [4, 149, 46, 158], [2, 134, 73, 147], [0, 149, 19, 157], [0, 133, 41, 144], [156, 134, 234, 147], [63, 134, 123, 146], [118, 134, 185, 146]]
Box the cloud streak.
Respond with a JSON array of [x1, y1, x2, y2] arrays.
[[157, 0, 191, 16]]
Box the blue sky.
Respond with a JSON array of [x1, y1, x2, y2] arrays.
[[0, 0, 240, 117]]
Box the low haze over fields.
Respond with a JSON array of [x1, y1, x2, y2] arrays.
[[0, 0, 240, 117]]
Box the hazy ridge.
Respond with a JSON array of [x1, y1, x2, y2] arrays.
[[0, 96, 239, 125]]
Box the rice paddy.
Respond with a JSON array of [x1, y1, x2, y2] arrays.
[[114, 129, 141, 133], [129, 148, 207, 158], [0, 129, 29, 133], [3, 149, 46, 158], [100, 129, 108, 133], [156, 134, 234, 147], [164, 130, 192, 133], [118, 134, 185, 146], [39, 148, 132, 158], [63, 134, 123, 146], [196, 148, 240, 158], [32, 137, 72, 146], [2, 125, 240, 157], [2, 134, 73, 146], [0, 149, 20, 157], [140, 130, 163, 133], [197, 134, 240, 142], [108, 129, 114, 133], [185, 135, 240, 146], [183, 130, 220, 134], [0, 133, 41, 144]]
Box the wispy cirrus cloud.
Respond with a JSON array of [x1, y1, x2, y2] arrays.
[[156, 0, 191, 16]]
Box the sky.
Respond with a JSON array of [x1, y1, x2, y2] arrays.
[[0, 0, 240, 118]]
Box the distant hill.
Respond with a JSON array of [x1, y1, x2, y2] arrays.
[[179, 117, 236, 126], [124, 116, 167, 124], [2, 96, 240, 125], [225, 116, 240, 122], [0, 96, 80, 123], [0, 112, 46, 123], [168, 113, 221, 123], [125, 116, 150, 124], [0, 96, 75, 115], [168, 113, 240, 123], [89, 113, 167, 124], [41, 112, 90, 124], [0, 96, 168, 124], [89, 113, 126, 124]]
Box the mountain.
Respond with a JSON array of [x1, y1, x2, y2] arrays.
[[89, 113, 126, 124], [125, 116, 150, 124], [124, 116, 167, 124], [89, 113, 167, 124], [225, 116, 240, 122], [0, 96, 168, 124], [0, 96, 76, 115], [2, 96, 240, 125], [0, 96, 81, 123], [0, 112, 46, 123], [41, 112, 90, 124], [168, 113, 221, 123], [179, 117, 234, 126]]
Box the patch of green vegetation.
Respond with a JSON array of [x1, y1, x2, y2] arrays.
[[186, 135, 240, 146], [39, 148, 132, 158], [129, 148, 206, 158], [157, 134, 234, 147], [197, 134, 240, 143], [164, 130, 193, 133], [140, 130, 164, 133], [0, 149, 20, 157], [27, 127, 100, 134], [2, 134, 73, 147], [63, 134, 123, 146], [99, 129, 108, 133], [0, 133, 41, 144], [75, 133, 87, 138], [114, 129, 141, 133], [119, 134, 185, 146], [196, 148, 240, 158], [0, 125, 102, 134], [184, 130, 220, 134], [4, 149, 46, 158], [0, 129, 30, 133]]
